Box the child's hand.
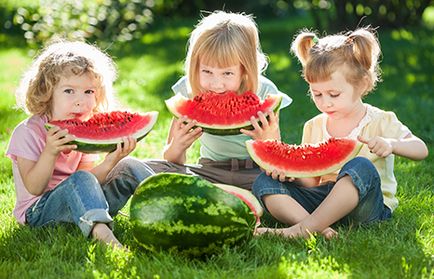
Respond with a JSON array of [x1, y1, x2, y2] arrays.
[[358, 135, 394, 157], [170, 117, 202, 150], [104, 137, 136, 166], [241, 111, 281, 140], [265, 169, 295, 183], [44, 126, 77, 156]]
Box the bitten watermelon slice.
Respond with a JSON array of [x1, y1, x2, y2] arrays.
[[165, 91, 282, 135], [246, 138, 363, 178], [46, 111, 158, 153], [129, 173, 263, 256]]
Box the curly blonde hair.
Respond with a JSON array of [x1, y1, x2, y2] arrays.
[[16, 40, 117, 116], [185, 10, 268, 95], [291, 27, 382, 96]]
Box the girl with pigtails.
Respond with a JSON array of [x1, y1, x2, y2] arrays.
[[252, 27, 428, 239]]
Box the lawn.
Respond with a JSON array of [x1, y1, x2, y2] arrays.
[[0, 17, 433, 278]]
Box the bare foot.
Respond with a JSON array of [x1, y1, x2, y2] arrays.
[[91, 223, 123, 249], [321, 227, 338, 239]]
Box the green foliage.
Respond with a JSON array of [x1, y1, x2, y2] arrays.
[[0, 16, 433, 278], [4, 0, 155, 48], [293, 0, 432, 30]]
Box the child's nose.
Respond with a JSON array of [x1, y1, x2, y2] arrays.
[[210, 77, 223, 90]]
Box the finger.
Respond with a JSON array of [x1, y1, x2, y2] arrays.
[[268, 110, 278, 123], [357, 135, 369, 144], [60, 144, 77, 152], [52, 128, 70, 139], [57, 134, 76, 145], [47, 125, 61, 135], [271, 170, 279, 180], [250, 116, 262, 131], [182, 119, 198, 133], [257, 111, 269, 128], [240, 128, 255, 137]]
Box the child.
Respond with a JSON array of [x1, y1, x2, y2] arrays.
[[252, 27, 428, 239], [147, 10, 292, 190], [6, 41, 154, 248]]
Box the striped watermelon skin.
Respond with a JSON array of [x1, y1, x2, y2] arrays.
[[130, 173, 256, 256]]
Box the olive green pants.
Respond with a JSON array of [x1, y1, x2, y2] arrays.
[[145, 158, 261, 190]]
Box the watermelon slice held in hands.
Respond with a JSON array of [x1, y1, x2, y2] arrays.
[[46, 111, 158, 153], [130, 173, 263, 256], [246, 138, 363, 178], [165, 91, 282, 135]]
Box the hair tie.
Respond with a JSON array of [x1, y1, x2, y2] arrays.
[[312, 36, 319, 45]]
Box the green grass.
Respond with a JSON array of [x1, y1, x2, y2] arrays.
[[0, 17, 433, 278]]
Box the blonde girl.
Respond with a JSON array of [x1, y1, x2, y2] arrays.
[[147, 10, 292, 190], [252, 27, 428, 239], [6, 41, 154, 248]]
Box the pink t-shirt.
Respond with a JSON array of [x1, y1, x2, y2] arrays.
[[6, 115, 98, 224]]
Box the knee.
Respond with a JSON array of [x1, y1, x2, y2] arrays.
[[115, 157, 155, 182], [71, 170, 98, 185], [342, 157, 378, 178]]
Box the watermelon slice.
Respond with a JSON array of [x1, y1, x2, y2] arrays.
[[214, 183, 263, 226], [130, 173, 262, 256], [46, 111, 158, 153], [165, 91, 282, 135], [246, 138, 363, 178]]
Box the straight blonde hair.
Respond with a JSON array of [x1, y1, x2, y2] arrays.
[[185, 11, 267, 95]]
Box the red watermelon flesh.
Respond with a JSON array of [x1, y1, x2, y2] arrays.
[[246, 138, 363, 178], [165, 91, 282, 135], [47, 111, 158, 153]]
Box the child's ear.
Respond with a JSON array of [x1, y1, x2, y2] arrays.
[[358, 75, 370, 97]]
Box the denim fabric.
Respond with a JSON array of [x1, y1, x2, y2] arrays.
[[25, 157, 154, 237], [252, 157, 391, 226]]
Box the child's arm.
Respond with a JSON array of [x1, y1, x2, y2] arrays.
[[358, 134, 428, 160], [241, 111, 281, 140], [89, 137, 136, 183], [17, 126, 77, 196], [163, 117, 202, 165]]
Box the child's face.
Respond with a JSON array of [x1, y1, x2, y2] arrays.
[[50, 72, 98, 121], [309, 69, 364, 120], [199, 63, 243, 94]]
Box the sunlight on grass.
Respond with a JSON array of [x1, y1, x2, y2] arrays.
[[278, 255, 350, 278]]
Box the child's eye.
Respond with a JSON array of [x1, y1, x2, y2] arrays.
[[85, 90, 95, 94], [223, 71, 234, 76], [330, 94, 340, 98], [64, 89, 74, 94], [201, 69, 211, 74]]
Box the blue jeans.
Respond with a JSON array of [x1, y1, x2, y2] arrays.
[[252, 157, 392, 226], [25, 157, 154, 237]]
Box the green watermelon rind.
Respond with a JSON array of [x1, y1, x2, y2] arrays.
[[129, 173, 257, 256], [165, 93, 283, 136], [246, 139, 364, 178], [45, 111, 158, 153]]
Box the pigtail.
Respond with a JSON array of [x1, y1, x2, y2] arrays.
[[291, 30, 317, 66], [348, 28, 380, 72], [347, 27, 382, 92]]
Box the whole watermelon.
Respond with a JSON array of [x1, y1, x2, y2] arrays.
[[129, 173, 261, 256]]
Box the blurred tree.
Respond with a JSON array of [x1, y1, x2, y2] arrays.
[[7, 0, 154, 48], [293, 0, 432, 30]]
